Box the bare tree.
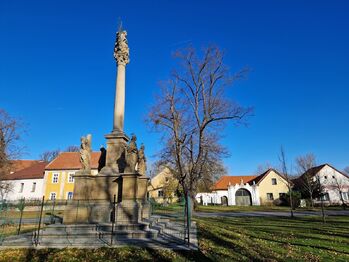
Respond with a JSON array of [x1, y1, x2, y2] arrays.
[[316, 175, 326, 223], [65, 145, 80, 152], [148, 46, 252, 212], [333, 175, 347, 209], [295, 153, 320, 207], [39, 149, 60, 162], [278, 146, 295, 218], [0, 109, 24, 199]]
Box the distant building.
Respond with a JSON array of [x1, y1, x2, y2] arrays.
[[148, 168, 179, 204], [43, 152, 100, 200], [196, 169, 289, 206], [297, 164, 349, 205], [1, 161, 47, 201]]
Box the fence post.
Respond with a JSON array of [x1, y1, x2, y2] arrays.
[[51, 199, 56, 224], [17, 198, 25, 235], [186, 195, 191, 247], [36, 196, 45, 246], [111, 194, 116, 245]]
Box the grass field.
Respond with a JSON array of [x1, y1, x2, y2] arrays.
[[195, 204, 344, 213], [0, 215, 348, 261]]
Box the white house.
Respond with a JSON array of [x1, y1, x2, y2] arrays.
[[299, 164, 349, 205], [196, 169, 289, 206], [1, 161, 47, 201]]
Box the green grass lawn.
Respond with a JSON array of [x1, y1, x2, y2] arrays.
[[195, 204, 345, 213], [0, 215, 348, 261]]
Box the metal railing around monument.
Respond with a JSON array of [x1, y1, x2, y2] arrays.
[[149, 196, 190, 245], [0, 195, 192, 247]]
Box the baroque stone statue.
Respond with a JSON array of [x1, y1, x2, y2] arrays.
[[125, 135, 138, 173], [80, 134, 92, 171], [114, 30, 129, 65], [137, 144, 146, 176]]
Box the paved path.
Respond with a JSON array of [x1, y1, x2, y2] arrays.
[[194, 210, 349, 218]]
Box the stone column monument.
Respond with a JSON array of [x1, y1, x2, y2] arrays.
[[63, 28, 149, 225], [101, 29, 130, 175]]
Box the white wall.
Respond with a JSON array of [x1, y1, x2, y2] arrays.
[[316, 165, 349, 205], [3, 178, 44, 201]]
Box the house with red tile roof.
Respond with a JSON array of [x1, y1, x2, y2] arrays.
[[43, 152, 101, 200], [1, 161, 47, 201], [196, 169, 289, 206]]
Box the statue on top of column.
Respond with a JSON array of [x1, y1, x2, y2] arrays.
[[114, 28, 130, 65], [80, 134, 92, 172]]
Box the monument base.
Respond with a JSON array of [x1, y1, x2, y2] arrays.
[[63, 172, 149, 224]]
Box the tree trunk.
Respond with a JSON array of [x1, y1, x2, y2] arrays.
[[310, 195, 314, 208]]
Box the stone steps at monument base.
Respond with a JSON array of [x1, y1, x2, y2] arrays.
[[97, 222, 149, 231], [99, 229, 158, 239]]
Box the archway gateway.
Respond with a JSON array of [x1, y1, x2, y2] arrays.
[[221, 196, 228, 206], [235, 188, 252, 206]]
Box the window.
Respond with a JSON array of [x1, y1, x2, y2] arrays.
[[321, 193, 330, 201], [279, 193, 286, 199], [267, 193, 274, 200], [342, 192, 349, 201], [19, 183, 24, 193], [31, 182, 36, 192], [158, 190, 164, 197], [68, 173, 74, 183], [52, 173, 59, 183], [271, 178, 277, 185], [67, 192, 73, 200], [50, 192, 56, 200]]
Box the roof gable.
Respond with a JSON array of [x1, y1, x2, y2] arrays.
[[301, 164, 349, 180], [253, 168, 288, 185]]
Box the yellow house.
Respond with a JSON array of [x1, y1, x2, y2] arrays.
[[148, 168, 179, 203], [43, 152, 100, 200], [254, 169, 290, 205]]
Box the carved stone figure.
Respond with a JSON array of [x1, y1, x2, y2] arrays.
[[137, 144, 146, 175], [125, 135, 138, 173], [80, 134, 92, 171], [114, 30, 129, 65]]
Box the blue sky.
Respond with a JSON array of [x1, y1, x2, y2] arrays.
[[1, 0, 348, 175]]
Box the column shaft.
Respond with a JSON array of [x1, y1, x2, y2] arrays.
[[113, 64, 126, 132]]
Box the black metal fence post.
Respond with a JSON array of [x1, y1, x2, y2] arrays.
[[36, 196, 45, 246], [111, 194, 116, 245], [51, 199, 56, 224]]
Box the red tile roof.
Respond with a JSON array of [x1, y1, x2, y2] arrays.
[[4, 161, 47, 180], [10, 160, 40, 173], [213, 175, 258, 190], [45, 152, 101, 170], [213, 168, 287, 190]]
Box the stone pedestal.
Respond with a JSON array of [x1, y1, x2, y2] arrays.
[[102, 132, 129, 173], [63, 172, 149, 224]]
